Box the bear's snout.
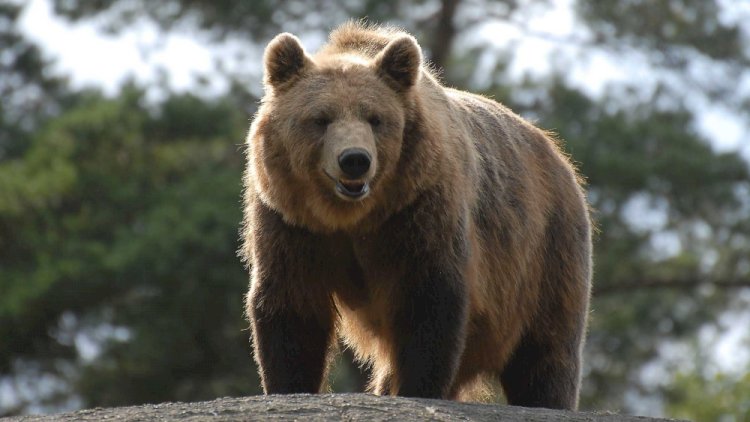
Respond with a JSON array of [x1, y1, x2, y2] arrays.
[[338, 148, 371, 179]]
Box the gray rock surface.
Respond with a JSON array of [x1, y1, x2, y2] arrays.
[[4, 393, 686, 421]]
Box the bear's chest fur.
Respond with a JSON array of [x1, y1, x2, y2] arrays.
[[325, 233, 406, 310], [317, 233, 408, 346]]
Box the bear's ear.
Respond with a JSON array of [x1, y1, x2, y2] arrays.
[[263, 33, 312, 91], [374, 35, 422, 92]]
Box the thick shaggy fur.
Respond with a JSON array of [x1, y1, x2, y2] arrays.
[[241, 22, 592, 409]]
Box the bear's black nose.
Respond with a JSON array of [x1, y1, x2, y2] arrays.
[[338, 148, 371, 179]]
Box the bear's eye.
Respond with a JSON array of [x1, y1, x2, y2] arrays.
[[313, 117, 332, 127], [368, 115, 382, 127]]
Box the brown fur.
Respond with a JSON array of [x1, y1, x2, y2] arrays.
[[241, 22, 592, 409]]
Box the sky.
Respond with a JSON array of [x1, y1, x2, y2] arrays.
[[19, 0, 262, 99]]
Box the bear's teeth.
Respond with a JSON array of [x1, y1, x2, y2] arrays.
[[336, 180, 369, 198], [341, 181, 365, 192]]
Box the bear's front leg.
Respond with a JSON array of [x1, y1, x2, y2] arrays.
[[383, 198, 471, 399], [250, 291, 333, 394], [393, 264, 469, 399], [247, 202, 334, 394]]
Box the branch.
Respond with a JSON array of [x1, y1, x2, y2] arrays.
[[593, 277, 750, 297]]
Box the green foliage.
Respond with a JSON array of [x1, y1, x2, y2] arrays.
[[666, 370, 750, 421], [578, 0, 746, 64], [0, 88, 259, 410]]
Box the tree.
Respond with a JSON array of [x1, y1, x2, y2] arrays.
[[0, 87, 259, 412], [0, 3, 70, 160]]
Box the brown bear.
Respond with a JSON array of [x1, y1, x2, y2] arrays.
[[241, 22, 592, 410]]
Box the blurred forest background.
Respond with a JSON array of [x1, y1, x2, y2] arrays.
[[1, 0, 749, 420]]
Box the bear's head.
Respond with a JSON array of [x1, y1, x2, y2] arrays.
[[249, 30, 425, 232]]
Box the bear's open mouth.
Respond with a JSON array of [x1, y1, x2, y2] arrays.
[[336, 180, 370, 199]]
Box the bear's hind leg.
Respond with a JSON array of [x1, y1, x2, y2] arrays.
[[498, 206, 590, 409], [368, 368, 393, 395], [499, 333, 582, 410]]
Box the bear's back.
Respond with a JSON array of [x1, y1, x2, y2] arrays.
[[322, 22, 407, 58]]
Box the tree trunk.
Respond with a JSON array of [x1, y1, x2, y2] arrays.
[[427, 0, 460, 71]]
